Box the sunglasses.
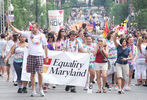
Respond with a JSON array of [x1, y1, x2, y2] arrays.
[[48, 37, 53, 38], [98, 40, 103, 42]]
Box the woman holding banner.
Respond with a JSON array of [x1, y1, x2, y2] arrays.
[[4, 34, 28, 93], [94, 37, 109, 93], [83, 34, 96, 90], [64, 30, 85, 93]]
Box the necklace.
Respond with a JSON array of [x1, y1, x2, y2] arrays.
[[69, 39, 78, 52], [30, 33, 43, 45]]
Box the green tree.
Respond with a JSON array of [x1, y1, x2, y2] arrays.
[[110, 3, 128, 25], [132, 0, 147, 29], [11, 0, 36, 29]]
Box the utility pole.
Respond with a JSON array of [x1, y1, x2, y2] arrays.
[[36, 0, 39, 23]]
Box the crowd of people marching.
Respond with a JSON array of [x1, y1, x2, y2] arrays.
[[0, 15, 147, 97]]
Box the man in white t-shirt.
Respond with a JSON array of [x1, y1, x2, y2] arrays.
[[8, 21, 48, 97], [64, 30, 85, 93]]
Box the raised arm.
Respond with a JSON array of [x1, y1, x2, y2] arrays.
[[102, 46, 109, 57], [113, 31, 119, 48], [7, 16, 23, 34]]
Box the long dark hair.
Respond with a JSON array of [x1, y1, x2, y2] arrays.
[[56, 29, 65, 41], [120, 38, 126, 45], [47, 32, 55, 42], [13, 34, 18, 42]]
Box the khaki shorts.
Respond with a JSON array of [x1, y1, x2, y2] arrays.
[[116, 63, 129, 79], [95, 63, 108, 71]]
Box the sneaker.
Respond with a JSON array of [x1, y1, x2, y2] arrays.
[[105, 82, 109, 88], [89, 83, 93, 89], [124, 86, 131, 91], [71, 89, 76, 93], [65, 85, 70, 91], [84, 82, 88, 91], [43, 87, 47, 93], [143, 84, 147, 87], [30, 90, 37, 97], [22, 87, 27, 93], [39, 89, 45, 97], [13, 81, 17, 86], [118, 89, 121, 94], [17, 88, 22, 93], [121, 90, 125, 94], [71, 87, 76, 93], [113, 84, 118, 90], [52, 84, 56, 89], [92, 80, 95, 84], [108, 87, 112, 91]]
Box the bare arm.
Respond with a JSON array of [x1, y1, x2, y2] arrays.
[[132, 48, 138, 62], [4, 44, 16, 63], [102, 46, 109, 57], [7, 16, 23, 34], [113, 31, 119, 48], [44, 45, 48, 64], [1, 43, 7, 58], [44, 45, 48, 58], [128, 52, 132, 60]]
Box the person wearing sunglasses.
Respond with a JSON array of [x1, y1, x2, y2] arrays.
[[94, 38, 109, 93], [47, 32, 55, 50]]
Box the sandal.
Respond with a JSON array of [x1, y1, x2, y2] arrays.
[[96, 90, 101, 93], [102, 88, 107, 93], [135, 83, 142, 86]]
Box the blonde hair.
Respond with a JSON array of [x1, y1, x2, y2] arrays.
[[137, 37, 143, 53], [98, 37, 107, 47]]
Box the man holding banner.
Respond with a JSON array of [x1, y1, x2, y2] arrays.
[[64, 30, 85, 93], [7, 19, 48, 97]]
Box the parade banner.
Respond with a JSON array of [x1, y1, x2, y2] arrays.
[[21, 50, 90, 87], [48, 10, 64, 32]]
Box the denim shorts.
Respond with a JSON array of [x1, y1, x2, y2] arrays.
[[0, 56, 6, 66], [129, 63, 135, 70]]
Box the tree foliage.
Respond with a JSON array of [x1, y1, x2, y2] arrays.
[[109, 3, 128, 25], [132, 0, 147, 29]]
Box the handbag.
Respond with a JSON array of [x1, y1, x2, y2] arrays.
[[99, 47, 111, 70]]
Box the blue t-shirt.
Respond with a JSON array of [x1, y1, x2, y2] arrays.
[[116, 45, 130, 64]]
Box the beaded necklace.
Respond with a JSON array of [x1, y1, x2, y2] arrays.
[[69, 39, 78, 52], [30, 33, 43, 45]]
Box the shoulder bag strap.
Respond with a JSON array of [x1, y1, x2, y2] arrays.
[[99, 47, 107, 59]]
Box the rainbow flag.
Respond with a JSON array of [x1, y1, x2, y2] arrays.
[[103, 21, 109, 38]]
